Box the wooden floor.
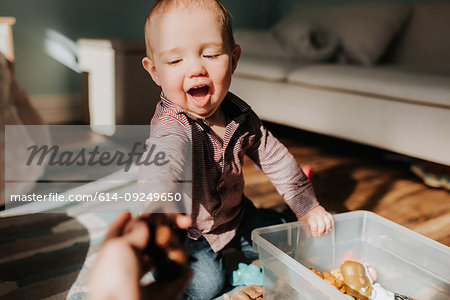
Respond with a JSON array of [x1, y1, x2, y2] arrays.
[[242, 122, 450, 247]]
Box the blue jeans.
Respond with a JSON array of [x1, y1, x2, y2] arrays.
[[182, 198, 284, 300]]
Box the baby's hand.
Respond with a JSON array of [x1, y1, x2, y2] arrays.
[[298, 205, 334, 237]]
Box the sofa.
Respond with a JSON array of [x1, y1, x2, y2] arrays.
[[230, 1, 450, 166]]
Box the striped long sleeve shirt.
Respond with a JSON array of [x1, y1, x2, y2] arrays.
[[138, 92, 318, 252]]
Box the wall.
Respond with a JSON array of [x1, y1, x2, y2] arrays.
[[2, 0, 263, 97], [267, 0, 450, 26], [4, 0, 446, 119]]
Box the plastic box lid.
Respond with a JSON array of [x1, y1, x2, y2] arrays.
[[251, 210, 450, 300]]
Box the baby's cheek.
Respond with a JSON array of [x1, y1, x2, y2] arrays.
[[163, 78, 185, 98], [213, 61, 232, 80]]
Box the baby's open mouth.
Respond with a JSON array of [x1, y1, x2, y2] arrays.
[[188, 85, 210, 97]]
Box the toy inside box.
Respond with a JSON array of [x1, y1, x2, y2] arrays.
[[251, 211, 449, 300]]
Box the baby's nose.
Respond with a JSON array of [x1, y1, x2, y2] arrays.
[[187, 58, 207, 77]]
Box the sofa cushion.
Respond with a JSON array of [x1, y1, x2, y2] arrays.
[[390, 2, 450, 69], [234, 56, 301, 82], [287, 65, 450, 108], [271, 21, 338, 62], [273, 2, 410, 66], [234, 29, 289, 60]]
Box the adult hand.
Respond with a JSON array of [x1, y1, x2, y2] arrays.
[[88, 211, 192, 300]]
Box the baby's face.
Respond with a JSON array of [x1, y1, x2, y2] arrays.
[[143, 7, 240, 119]]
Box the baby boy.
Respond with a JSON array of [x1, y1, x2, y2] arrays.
[[140, 0, 334, 299]]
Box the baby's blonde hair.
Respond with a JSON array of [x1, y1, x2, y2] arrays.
[[144, 0, 235, 57]]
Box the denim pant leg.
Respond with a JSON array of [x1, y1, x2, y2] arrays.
[[231, 197, 285, 259], [182, 236, 226, 300]]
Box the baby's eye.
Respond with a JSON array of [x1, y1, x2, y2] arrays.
[[203, 54, 219, 59], [167, 59, 182, 65]]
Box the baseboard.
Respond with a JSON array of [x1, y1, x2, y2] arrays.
[[29, 94, 84, 124]]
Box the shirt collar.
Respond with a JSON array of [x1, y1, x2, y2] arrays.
[[159, 91, 251, 124]]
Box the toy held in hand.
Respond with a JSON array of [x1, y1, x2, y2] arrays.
[[141, 214, 188, 282]]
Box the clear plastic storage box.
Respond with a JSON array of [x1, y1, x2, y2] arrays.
[[252, 210, 450, 300]]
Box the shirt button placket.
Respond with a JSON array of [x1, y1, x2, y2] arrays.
[[217, 180, 225, 190], [214, 180, 225, 217]]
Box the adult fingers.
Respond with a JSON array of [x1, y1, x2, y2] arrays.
[[104, 211, 132, 242], [146, 213, 191, 229], [138, 214, 189, 249], [138, 213, 179, 228], [124, 220, 151, 250], [135, 213, 190, 266], [175, 214, 192, 229]]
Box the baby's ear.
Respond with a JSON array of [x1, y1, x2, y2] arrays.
[[231, 44, 241, 74], [142, 57, 161, 86]]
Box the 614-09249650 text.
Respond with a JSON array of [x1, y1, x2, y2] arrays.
[[9, 192, 183, 203]]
